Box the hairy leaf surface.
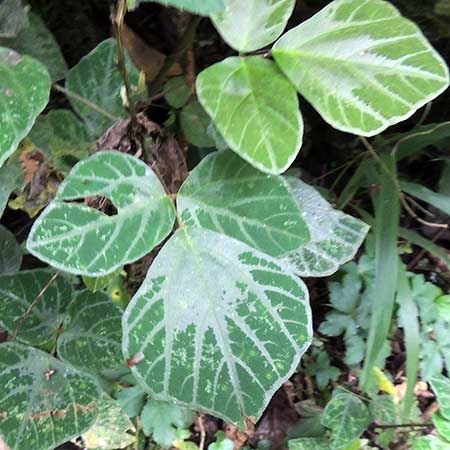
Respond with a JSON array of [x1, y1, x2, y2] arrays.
[[65, 39, 139, 138], [58, 291, 123, 376], [0, 47, 50, 168], [0, 343, 101, 450], [196, 56, 303, 175], [27, 151, 175, 276], [211, 0, 295, 52], [282, 177, 369, 276], [0, 224, 22, 275], [273, 0, 450, 136], [123, 227, 312, 427], [178, 151, 310, 257], [0, 270, 72, 346]]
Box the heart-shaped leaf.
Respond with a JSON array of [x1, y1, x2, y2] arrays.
[[129, 0, 224, 15], [65, 39, 139, 138], [27, 151, 175, 276], [0, 12, 67, 81], [282, 177, 369, 277], [0, 224, 22, 275], [123, 227, 312, 427], [0, 270, 73, 346], [272, 0, 450, 137], [211, 0, 295, 52], [321, 393, 370, 449], [196, 56, 303, 175], [58, 290, 124, 376], [178, 151, 310, 257], [0, 47, 51, 168], [0, 343, 101, 450]]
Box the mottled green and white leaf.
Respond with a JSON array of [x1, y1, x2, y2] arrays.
[[433, 413, 450, 441], [0, 48, 51, 168], [65, 39, 139, 138], [0, 13, 67, 81], [82, 395, 135, 450], [29, 110, 91, 174], [211, 0, 295, 52], [0, 224, 22, 275], [282, 178, 369, 277], [0, 270, 72, 346], [123, 227, 312, 427], [289, 438, 331, 450], [430, 374, 450, 420], [179, 151, 310, 257], [27, 151, 175, 276], [130, 0, 224, 15], [0, 343, 101, 450], [412, 436, 450, 450], [141, 399, 194, 448], [197, 56, 303, 175], [321, 393, 371, 449], [58, 291, 123, 376], [273, 0, 450, 137]]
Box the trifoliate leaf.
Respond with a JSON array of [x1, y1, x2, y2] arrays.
[[27, 151, 175, 276]]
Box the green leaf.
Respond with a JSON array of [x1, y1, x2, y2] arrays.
[[0, 269, 72, 346], [0, 13, 67, 81], [116, 386, 146, 418], [57, 291, 123, 376], [178, 151, 310, 257], [180, 102, 215, 148], [0, 48, 51, 168], [430, 374, 450, 420], [196, 56, 303, 175], [400, 181, 450, 217], [141, 399, 194, 448], [0, 225, 22, 274], [29, 109, 91, 174], [0, 160, 24, 216], [209, 432, 234, 450], [83, 268, 123, 293], [27, 151, 175, 276], [123, 227, 312, 427], [131, 0, 224, 15], [82, 394, 135, 450], [0, 342, 101, 450], [65, 39, 139, 138], [272, 0, 450, 137], [412, 435, 450, 450], [321, 393, 371, 449], [211, 0, 295, 52], [289, 438, 331, 450], [282, 178, 369, 277], [0, 0, 28, 38], [164, 76, 191, 109], [433, 413, 450, 441]]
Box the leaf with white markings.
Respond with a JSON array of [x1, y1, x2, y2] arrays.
[[321, 392, 371, 449], [196, 56, 303, 175], [0, 47, 50, 168], [0, 270, 72, 346], [27, 151, 175, 276], [430, 374, 450, 420], [129, 0, 224, 15], [289, 438, 331, 450], [178, 151, 310, 257], [282, 177, 369, 277], [123, 227, 312, 427], [58, 291, 123, 376], [65, 39, 139, 138], [0, 343, 101, 450], [211, 0, 295, 52], [0, 225, 22, 275], [272, 0, 450, 137]]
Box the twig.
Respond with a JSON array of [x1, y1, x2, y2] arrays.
[[374, 423, 431, 429], [149, 15, 202, 96], [198, 414, 206, 450], [407, 228, 446, 270], [52, 84, 121, 122], [114, 0, 138, 128], [11, 272, 61, 341]]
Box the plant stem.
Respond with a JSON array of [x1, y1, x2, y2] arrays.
[[148, 15, 202, 96], [52, 84, 121, 122], [375, 423, 431, 429], [11, 271, 61, 341], [114, 0, 138, 128]]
